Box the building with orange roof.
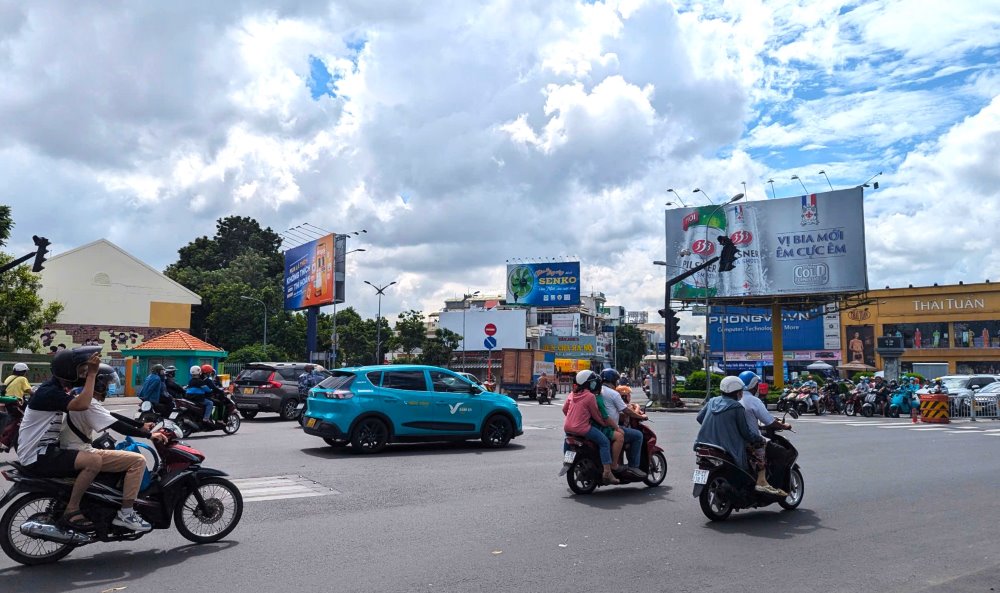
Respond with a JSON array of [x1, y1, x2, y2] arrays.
[[121, 330, 227, 394]]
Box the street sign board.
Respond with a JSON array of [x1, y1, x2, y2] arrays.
[[484, 323, 497, 336], [484, 336, 497, 350]]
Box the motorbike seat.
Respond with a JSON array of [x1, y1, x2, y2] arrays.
[[695, 443, 732, 461], [564, 434, 589, 448]]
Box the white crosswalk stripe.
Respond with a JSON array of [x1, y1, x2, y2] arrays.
[[793, 416, 1000, 436], [230, 475, 337, 502]]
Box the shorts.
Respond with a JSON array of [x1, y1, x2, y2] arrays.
[[24, 447, 80, 478]]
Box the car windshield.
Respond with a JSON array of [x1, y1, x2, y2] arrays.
[[978, 382, 1000, 394], [236, 368, 274, 383], [941, 377, 969, 390], [315, 374, 355, 390]]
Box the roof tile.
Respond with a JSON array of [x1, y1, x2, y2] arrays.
[[132, 330, 223, 351]]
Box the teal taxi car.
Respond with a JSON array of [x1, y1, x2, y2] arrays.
[[301, 365, 523, 453]]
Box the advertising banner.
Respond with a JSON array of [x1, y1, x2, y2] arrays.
[[551, 313, 580, 337], [708, 306, 827, 352], [283, 234, 335, 310], [438, 309, 527, 351], [539, 335, 598, 359], [506, 262, 580, 306], [665, 188, 867, 299]]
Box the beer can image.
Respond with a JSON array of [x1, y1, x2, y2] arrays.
[[721, 203, 769, 296], [672, 206, 727, 299]]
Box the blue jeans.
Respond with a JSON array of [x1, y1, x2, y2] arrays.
[[584, 426, 612, 465], [201, 399, 214, 421], [622, 426, 643, 468]]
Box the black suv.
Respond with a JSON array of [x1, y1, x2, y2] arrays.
[[231, 362, 329, 420]]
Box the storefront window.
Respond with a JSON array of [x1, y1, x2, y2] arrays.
[[956, 361, 1000, 374], [952, 321, 1000, 348], [882, 323, 949, 349]]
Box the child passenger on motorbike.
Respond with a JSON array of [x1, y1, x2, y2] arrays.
[[563, 371, 622, 484], [186, 365, 225, 425]]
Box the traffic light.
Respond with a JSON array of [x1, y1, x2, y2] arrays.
[[31, 235, 50, 273], [718, 235, 740, 272], [658, 308, 682, 342]]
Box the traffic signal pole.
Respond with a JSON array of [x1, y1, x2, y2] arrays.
[[660, 255, 720, 407], [0, 236, 50, 276]]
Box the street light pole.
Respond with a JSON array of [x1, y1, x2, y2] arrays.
[[239, 296, 268, 348], [701, 193, 744, 400], [461, 291, 480, 372], [364, 280, 396, 365], [331, 248, 365, 368]]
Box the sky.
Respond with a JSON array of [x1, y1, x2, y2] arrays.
[[1, 0, 999, 336]]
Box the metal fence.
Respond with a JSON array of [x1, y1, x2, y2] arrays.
[[948, 395, 1000, 420]]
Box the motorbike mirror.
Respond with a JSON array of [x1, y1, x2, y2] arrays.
[[140, 401, 153, 412], [787, 408, 800, 419]]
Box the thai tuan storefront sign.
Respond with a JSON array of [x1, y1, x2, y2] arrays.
[[539, 335, 598, 359]]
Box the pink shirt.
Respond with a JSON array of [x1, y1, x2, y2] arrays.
[[562, 389, 605, 436]]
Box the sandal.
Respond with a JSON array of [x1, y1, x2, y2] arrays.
[[602, 473, 621, 485], [60, 511, 95, 531]]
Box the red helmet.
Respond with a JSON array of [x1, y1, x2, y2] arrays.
[[200, 364, 215, 375]]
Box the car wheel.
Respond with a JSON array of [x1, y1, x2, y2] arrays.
[[350, 418, 389, 453], [240, 411, 258, 420], [280, 399, 300, 421], [481, 415, 513, 448]]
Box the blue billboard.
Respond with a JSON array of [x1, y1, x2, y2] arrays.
[[708, 306, 825, 352], [505, 261, 580, 306], [283, 234, 346, 310]]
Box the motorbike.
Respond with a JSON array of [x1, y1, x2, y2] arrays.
[[843, 387, 866, 416], [0, 419, 243, 565], [861, 390, 890, 417], [0, 396, 25, 453], [775, 388, 797, 412], [795, 389, 825, 416], [693, 409, 803, 521], [887, 388, 919, 418], [819, 384, 843, 414], [137, 395, 241, 438], [563, 419, 668, 495]]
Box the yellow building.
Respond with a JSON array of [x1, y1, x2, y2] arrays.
[[840, 282, 1000, 375]]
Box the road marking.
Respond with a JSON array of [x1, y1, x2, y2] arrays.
[[230, 475, 337, 502], [944, 430, 985, 434], [909, 427, 949, 431]]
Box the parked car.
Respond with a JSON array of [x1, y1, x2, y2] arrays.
[[231, 362, 330, 420], [301, 364, 523, 453], [917, 375, 1000, 412]]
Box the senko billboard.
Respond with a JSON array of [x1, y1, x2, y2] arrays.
[[505, 261, 580, 306]]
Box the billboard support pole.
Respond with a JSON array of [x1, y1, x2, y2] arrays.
[[307, 306, 319, 361], [772, 303, 784, 389]]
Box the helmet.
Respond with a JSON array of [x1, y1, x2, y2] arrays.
[[164, 366, 177, 376], [94, 364, 118, 395], [200, 364, 214, 375], [150, 364, 165, 375], [599, 368, 620, 385], [190, 365, 203, 377], [574, 370, 602, 393], [719, 376, 745, 395], [51, 346, 102, 383], [738, 371, 760, 390], [12, 362, 28, 373]]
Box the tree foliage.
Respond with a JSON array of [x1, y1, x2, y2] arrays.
[[395, 310, 426, 357], [0, 209, 63, 352], [613, 323, 647, 374], [421, 328, 460, 367]]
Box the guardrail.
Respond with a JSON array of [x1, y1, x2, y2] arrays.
[[949, 394, 1000, 420]]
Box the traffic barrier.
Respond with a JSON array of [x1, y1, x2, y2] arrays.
[[919, 394, 950, 424], [948, 394, 1000, 420]]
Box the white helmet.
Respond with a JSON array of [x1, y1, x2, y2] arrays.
[[719, 376, 745, 395], [190, 365, 203, 377], [12, 362, 28, 372]]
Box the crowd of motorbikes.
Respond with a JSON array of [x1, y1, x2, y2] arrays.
[[775, 377, 922, 418]]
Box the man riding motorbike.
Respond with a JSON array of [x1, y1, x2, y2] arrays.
[[185, 365, 225, 425], [1, 363, 33, 452], [137, 364, 174, 417], [599, 368, 647, 479], [694, 376, 766, 481], [562, 370, 622, 484], [162, 366, 186, 400], [738, 371, 791, 497], [61, 364, 168, 532]]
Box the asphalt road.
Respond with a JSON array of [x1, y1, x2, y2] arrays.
[[2, 401, 1000, 593]]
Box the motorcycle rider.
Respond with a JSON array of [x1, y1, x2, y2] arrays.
[[738, 371, 791, 497], [186, 365, 225, 425], [16, 347, 105, 530], [4, 362, 34, 402], [162, 366, 186, 401], [694, 376, 766, 484], [562, 370, 622, 484], [61, 365, 168, 532], [599, 369, 647, 479], [137, 364, 172, 417], [297, 364, 324, 399], [801, 375, 820, 410], [1, 363, 33, 452]]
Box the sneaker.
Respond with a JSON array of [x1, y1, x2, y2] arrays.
[[113, 509, 152, 532], [627, 467, 646, 479]]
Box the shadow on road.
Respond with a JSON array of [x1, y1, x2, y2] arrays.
[[299, 441, 528, 459], [701, 508, 832, 539], [564, 484, 673, 509], [0, 540, 238, 593]]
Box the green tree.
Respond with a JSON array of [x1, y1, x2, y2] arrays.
[[614, 324, 647, 374], [0, 205, 12, 247], [395, 310, 426, 359], [0, 209, 63, 351], [421, 328, 460, 367], [225, 343, 290, 364]]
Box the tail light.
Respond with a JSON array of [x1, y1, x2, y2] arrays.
[[324, 389, 354, 400], [266, 372, 282, 390]]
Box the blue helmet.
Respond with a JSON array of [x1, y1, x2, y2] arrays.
[[599, 368, 621, 385], [738, 371, 760, 390]]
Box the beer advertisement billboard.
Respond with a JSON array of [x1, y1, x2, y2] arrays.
[[664, 187, 867, 299], [505, 261, 580, 306], [283, 234, 336, 310]]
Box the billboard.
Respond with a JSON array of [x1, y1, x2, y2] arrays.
[[551, 313, 580, 337], [506, 261, 580, 306], [708, 306, 827, 352], [438, 309, 527, 351], [539, 335, 598, 359], [283, 234, 345, 310], [665, 188, 867, 299]]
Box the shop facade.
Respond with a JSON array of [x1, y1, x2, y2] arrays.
[[840, 282, 1000, 375]]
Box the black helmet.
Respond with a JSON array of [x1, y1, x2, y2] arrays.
[[574, 370, 602, 393], [599, 368, 620, 385], [150, 364, 165, 375], [164, 366, 177, 376], [94, 363, 117, 395], [51, 346, 102, 383]]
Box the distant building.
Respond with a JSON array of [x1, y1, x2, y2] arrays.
[[36, 239, 201, 356]]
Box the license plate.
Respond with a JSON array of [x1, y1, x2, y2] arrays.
[[563, 450, 576, 464], [306, 418, 318, 428], [242, 387, 255, 395], [693, 469, 709, 484]]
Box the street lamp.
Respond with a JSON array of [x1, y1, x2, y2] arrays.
[[331, 248, 365, 368], [818, 170, 834, 191], [666, 189, 688, 207], [767, 179, 776, 199], [692, 188, 716, 204], [240, 296, 268, 349], [364, 280, 396, 365], [791, 175, 809, 194], [461, 291, 480, 372]]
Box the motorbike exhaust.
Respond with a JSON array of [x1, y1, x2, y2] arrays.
[[19, 520, 93, 545]]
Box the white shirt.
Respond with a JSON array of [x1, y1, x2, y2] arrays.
[[600, 385, 628, 424], [60, 400, 117, 452], [740, 390, 775, 438]]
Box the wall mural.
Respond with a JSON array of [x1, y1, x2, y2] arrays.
[[38, 324, 179, 357]]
